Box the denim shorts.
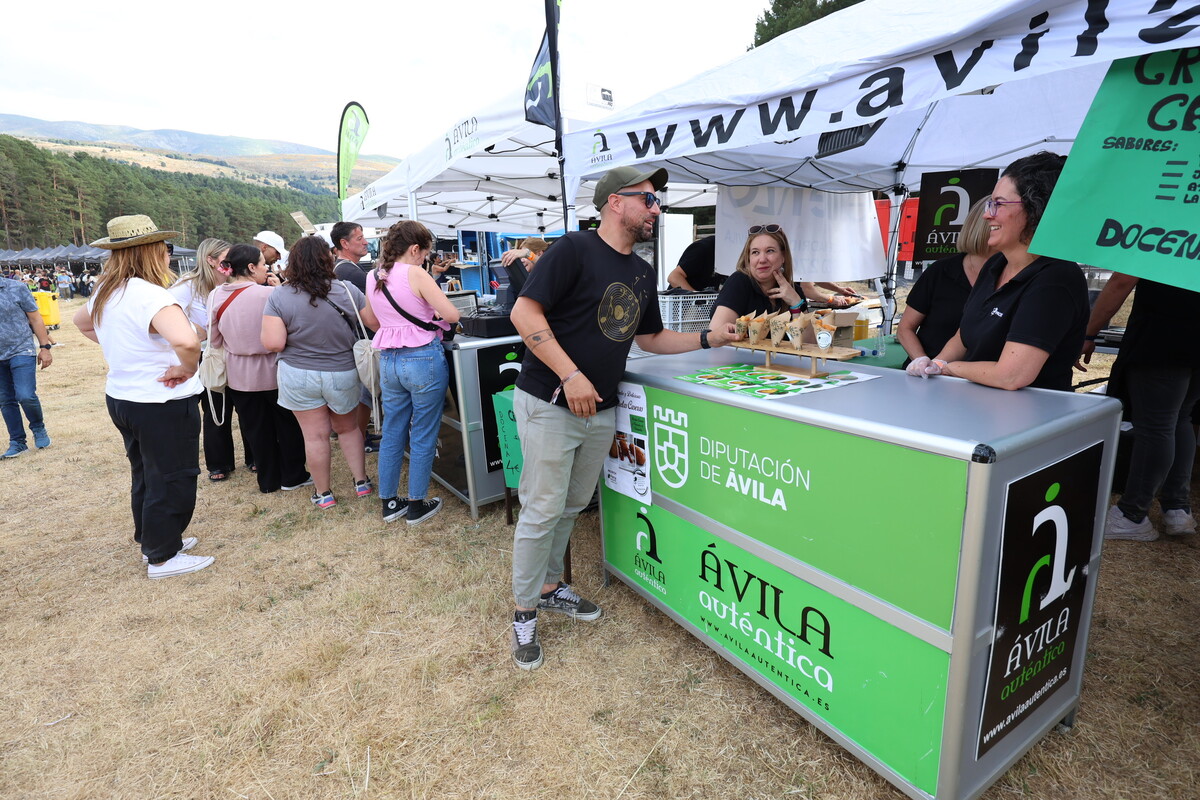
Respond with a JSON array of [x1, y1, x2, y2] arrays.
[[276, 360, 361, 415]]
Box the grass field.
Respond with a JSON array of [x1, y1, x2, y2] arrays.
[[1, 296, 1196, 800]]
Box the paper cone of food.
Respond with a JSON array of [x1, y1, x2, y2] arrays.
[[786, 312, 814, 350], [748, 315, 770, 344], [734, 314, 751, 339], [769, 310, 791, 346]]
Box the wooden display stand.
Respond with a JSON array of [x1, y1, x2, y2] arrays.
[[731, 339, 859, 378], [729, 309, 859, 378]]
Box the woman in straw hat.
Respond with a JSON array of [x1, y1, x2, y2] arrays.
[[74, 214, 215, 579], [169, 237, 255, 482]]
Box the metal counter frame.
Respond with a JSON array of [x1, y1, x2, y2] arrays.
[[432, 334, 523, 519], [598, 349, 1122, 800]]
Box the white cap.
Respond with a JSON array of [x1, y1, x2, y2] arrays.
[[253, 231, 287, 256]]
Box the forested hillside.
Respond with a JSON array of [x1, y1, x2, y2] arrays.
[[0, 135, 339, 250]]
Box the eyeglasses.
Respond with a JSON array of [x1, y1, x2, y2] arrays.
[[164, 242, 174, 256], [984, 198, 1022, 215], [614, 191, 662, 208], [748, 224, 782, 235]]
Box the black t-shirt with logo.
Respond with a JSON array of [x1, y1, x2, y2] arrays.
[[516, 230, 663, 410], [905, 253, 971, 362], [959, 255, 1087, 391]]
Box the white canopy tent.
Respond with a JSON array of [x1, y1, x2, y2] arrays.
[[563, 0, 1200, 285], [342, 95, 717, 236]]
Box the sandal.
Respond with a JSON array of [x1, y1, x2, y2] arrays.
[[247, 463, 257, 473], [208, 469, 231, 482]]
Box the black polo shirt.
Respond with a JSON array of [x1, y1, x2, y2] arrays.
[[905, 253, 971, 361], [959, 255, 1088, 391]]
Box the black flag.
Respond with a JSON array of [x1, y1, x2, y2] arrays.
[[524, 0, 561, 128]]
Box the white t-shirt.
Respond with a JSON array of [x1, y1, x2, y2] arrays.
[[90, 278, 202, 403], [167, 279, 209, 333]]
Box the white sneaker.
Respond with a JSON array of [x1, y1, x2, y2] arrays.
[[1103, 505, 1158, 542], [147, 553, 214, 579], [1162, 508, 1197, 536], [142, 536, 198, 562]]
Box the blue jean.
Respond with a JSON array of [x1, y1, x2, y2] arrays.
[[0, 354, 45, 445], [378, 342, 448, 501]]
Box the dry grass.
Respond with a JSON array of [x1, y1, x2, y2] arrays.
[[2, 297, 1196, 800]]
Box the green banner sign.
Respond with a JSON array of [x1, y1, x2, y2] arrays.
[[1033, 50, 1200, 291], [602, 488, 947, 795], [337, 102, 370, 203], [644, 387, 966, 629]]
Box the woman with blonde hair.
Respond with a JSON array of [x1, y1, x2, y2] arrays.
[[262, 236, 379, 509], [897, 199, 996, 368], [367, 220, 460, 525], [169, 237, 253, 481], [74, 215, 213, 579]]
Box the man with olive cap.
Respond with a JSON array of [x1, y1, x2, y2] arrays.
[[254, 231, 289, 272], [507, 165, 740, 670]]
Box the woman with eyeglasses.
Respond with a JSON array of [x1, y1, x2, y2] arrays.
[[709, 224, 853, 336], [906, 151, 1088, 391], [897, 199, 996, 368], [73, 215, 214, 579]]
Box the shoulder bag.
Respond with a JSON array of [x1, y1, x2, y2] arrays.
[[374, 267, 456, 341], [198, 284, 252, 424], [324, 281, 380, 399]]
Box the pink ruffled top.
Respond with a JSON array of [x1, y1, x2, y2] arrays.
[[367, 263, 448, 350]]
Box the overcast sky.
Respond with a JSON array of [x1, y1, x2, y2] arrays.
[[0, 0, 766, 158]]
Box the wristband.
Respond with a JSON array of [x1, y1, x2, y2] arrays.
[[1084, 335, 1098, 342], [550, 369, 582, 405], [699, 329, 711, 350]]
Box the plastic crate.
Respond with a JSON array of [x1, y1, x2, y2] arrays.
[[659, 292, 718, 333]]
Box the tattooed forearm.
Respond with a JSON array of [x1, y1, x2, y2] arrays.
[[524, 328, 555, 350]]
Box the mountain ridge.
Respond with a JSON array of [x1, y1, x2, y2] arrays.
[[0, 113, 341, 157]]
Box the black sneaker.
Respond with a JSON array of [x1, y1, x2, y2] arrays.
[[512, 610, 542, 670], [406, 497, 443, 526], [382, 497, 408, 522], [537, 582, 602, 621]]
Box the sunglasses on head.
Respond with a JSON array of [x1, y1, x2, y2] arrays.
[[748, 224, 782, 235], [615, 191, 663, 209]]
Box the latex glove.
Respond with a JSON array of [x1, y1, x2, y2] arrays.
[[906, 356, 932, 377], [906, 356, 946, 378]]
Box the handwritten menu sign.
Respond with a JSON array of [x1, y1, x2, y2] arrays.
[[1033, 49, 1200, 292]]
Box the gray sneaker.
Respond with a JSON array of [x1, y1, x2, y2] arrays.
[[1163, 508, 1197, 536], [537, 582, 602, 621], [1104, 505, 1158, 541], [512, 611, 542, 670]]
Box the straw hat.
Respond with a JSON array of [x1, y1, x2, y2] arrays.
[[91, 215, 180, 250]]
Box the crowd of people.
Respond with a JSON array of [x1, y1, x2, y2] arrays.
[[0, 267, 99, 300], [61, 215, 464, 580], [3, 160, 1195, 666]]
